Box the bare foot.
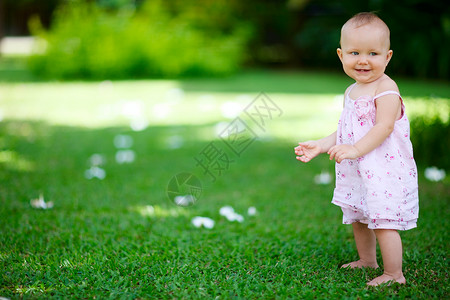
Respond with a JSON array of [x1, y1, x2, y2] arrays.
[[341, 260, 379, 269], [367, 274, 406, 286]]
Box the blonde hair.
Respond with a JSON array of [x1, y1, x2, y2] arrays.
[[341, 12, 390, 48], [347, 12, 386, 28]]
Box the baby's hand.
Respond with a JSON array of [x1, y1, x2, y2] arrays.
[[295, 141, 321, 163], [327, 144, 360, 163]]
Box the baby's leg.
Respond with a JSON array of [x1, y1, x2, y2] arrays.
[[341, 222, 379, 269], [368, 229, 406, 286]]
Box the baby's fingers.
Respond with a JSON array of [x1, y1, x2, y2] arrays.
[[294, 145, 307, 155], [328, 146, 343, 163], [294, 149, 305, 156], [296, 155, 311, 163], [327, 146, 337, 160], [298, 142, 314, 148]]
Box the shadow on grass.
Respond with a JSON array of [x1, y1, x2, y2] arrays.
[[0, 119, 334, 210]]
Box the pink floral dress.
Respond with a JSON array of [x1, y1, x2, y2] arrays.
[[332, 83, 419, 230]]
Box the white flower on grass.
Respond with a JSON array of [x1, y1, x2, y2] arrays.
[[89, 153, 105, 166], [130, 118, 149, 132], [30, 194, 54, 209], [85, 166, 106, 180], [174, 195, 196, 206], [115, 150, 136, 164], [114, 134, 134, 149], [314, 171, 332, 185], [219, 205, 234, 216], [166, 135, 184, 149], [191, 216, 215, 229], [228, 213, 244, 222], [248, 206, 257, 216], [219, 206, 244, 223], [424, 166, 446, 182]]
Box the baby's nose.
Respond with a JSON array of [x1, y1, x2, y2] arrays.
[[358, 55, 369, 64]]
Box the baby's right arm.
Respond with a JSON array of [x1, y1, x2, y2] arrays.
[[295, 131, 337, 163]]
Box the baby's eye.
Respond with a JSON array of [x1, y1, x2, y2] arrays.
[[369, 52, 378, 56], [351, 51, 359, 55]]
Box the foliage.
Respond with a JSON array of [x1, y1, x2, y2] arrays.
[[410, 111, 450, 170], [6, 0, 450, 79], [290, 0, 450, 79], [27, 0, 251, 79]]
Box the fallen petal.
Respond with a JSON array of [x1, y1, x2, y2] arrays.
[[174, 195, 196, 206], [191, 216, 214, 229], [314, 171, 332, 185], [219, 206, 234, 216], [89, 153, 105, 166], [115, 150, 136, 164], [202, 217, 215, 229], [166, 135, 184, 149], [248, 206, 257, 216], [30, 194, 53, 209], [85, 166, 106, 180], [224, 212, 244, 223], [114, 134, 134, 149], [191, 216, 203, 228], [130, 118, 149, 132], [424, 166, 446, 182]]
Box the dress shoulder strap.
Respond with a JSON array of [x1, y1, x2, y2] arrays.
[[344, 83, 357, 99], [374, 90, 401, 99], [347, 83, 357, 94], [374, 90, 405, 117]]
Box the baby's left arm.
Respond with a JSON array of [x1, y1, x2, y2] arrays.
[[328, 93, 401, 163]]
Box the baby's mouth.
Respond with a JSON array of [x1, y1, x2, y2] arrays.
[[356, 69, 370, 73]]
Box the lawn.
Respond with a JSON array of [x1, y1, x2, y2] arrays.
[[0, 60, 449, 299]]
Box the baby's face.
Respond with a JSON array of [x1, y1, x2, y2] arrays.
[[337, 23, 393, 84]]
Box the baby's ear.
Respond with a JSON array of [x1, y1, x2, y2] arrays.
[[386, 49, 393, 65], [337, 48, 343, 60]]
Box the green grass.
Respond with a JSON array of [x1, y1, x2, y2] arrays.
[[0, 59, 449, 298]]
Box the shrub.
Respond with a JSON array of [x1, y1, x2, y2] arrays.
[[28, 0, 251, 79], [410, 112, 450, 170]]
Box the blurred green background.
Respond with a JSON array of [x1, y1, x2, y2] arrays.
[[0, 1, 449, 298], [1, 0, 449, 79]]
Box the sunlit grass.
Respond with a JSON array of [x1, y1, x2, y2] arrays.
[[1, 75, 448, 143], [0, 150, 36, 171]]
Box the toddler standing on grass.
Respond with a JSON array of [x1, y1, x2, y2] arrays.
[[294, 12, 419, 286]]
